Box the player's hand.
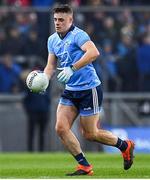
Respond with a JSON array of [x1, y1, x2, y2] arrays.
[[57, 66, 74, 83]]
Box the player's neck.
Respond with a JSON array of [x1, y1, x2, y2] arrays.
[[58, 24, 75, 39]]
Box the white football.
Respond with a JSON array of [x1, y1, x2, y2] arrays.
[[26, 70, 49, 93]]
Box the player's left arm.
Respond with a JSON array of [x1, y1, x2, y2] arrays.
[[72, 40, 100, 70]]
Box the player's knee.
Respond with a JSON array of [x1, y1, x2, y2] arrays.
[[55, 124, 67, 136], [83, 132, 97, 141]]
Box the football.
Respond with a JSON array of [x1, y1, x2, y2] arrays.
[[26, 70, 49, 93]]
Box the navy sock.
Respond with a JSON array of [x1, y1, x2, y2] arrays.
[[115, 138, 128, 151], [74, 153, 90, 166]]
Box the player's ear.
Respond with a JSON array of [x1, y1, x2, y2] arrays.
[[69, 15, 73, 23]]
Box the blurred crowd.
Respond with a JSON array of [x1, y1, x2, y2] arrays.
[[0, 0, 150, 7], [0, 0, 150, 94]]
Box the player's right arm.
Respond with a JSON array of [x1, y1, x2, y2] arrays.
[[44, 53, 57, 80]]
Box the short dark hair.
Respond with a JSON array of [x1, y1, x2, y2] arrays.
[[53, 4, 73, 14]]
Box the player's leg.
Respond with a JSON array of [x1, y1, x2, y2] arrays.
[[56, 103, 93, 176], [55, 103, 80, 155], [79, 86, 118, 146], [79, 85, 134, 170], [80, 114, 118, 145], [80, 114, 135, 170]]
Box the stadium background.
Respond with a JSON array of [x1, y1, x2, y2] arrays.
[[0, 0, 150, 154]]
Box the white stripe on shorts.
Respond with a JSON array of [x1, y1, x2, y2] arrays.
[[92, 87, 99, 114]]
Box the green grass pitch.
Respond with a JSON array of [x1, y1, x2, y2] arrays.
[[0, 152, 150, 178]]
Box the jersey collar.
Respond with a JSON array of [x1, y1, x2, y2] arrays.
[[58, 24, 75, 39]]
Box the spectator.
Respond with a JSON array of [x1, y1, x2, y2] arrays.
[[117, 34, 135, 57], [22, 69, 51, 152], [99, 16, 119, 47], [0, 53, 22, 93], [136, 32, 150, 116], [14, 12, 31, 35], [85, 12, 106, 45], [5, 25, 25, 55], [24, 29, 46, 58], [101, 39, 121, 92], [136, 32, 150, 92], [0, 29, 7, 55], [84, 22, 98, 43], [116, 34, 138, 92], [0, 9, 14, 30]]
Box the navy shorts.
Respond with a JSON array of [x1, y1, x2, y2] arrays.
[[59, 85, 103, 116]]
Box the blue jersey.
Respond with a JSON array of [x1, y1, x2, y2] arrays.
[[47, 25, 101, 91]]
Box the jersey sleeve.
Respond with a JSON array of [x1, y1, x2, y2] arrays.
[[75, 30, 91, 47], [47, 36, 55, 54]]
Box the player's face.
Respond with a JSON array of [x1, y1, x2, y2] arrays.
[[54, 13, 73, 35]]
